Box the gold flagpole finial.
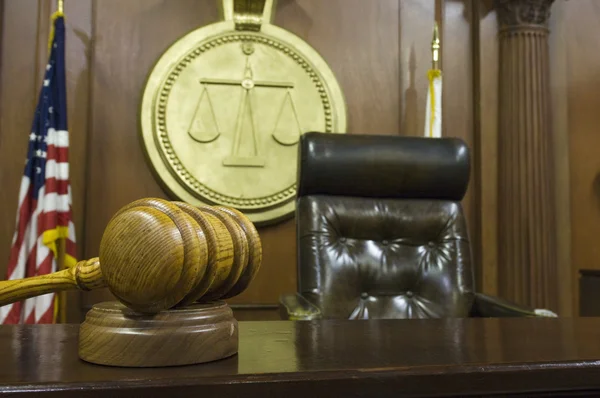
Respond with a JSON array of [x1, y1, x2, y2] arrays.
[[432, 21, 440, 70], [48, 0, 65, 53]]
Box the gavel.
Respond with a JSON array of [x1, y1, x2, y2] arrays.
[[0, 197, 262, 313]]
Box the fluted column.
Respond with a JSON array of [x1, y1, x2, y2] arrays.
[[495, 0, 557, 310]]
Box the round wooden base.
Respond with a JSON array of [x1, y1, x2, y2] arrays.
[[78, 301, 238, 367]]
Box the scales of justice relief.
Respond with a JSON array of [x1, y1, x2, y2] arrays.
[[141, 0, 347, 225]]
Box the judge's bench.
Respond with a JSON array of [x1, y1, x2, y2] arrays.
[[2, 318, 600, 397], [1, 133, 599, 397]]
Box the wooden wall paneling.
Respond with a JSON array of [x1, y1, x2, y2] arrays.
[[471, 0, 481, 291], [246, 0, 401, 306], [0, 0, 2, 281], [231, 220, 296, 305], [0, 0, 3, 66], [62, 0, 94, 322], [276, 0, 401, 136], [399, 0, 433, 139], [0, 0, 4, 82], [63, 0, 94, 263], [399, 0, 475, 282], [83, 0, 219, 310], [442, 0, 476, 284], [0, 0, 43, 283], [548, 1, 572, 316], [231, 305, 281, 321], [565, 1, 600, 315], [82, 0, 403, 312], [398, 1, 476, 271], [35, 0, 51, 90], [476, 1, 499, 296], [442, 0, 474, 182]]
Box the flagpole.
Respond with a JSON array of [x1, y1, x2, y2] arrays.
[[56, 0, 68, 324], [432, 22, 440, 70], [424, 21, 442, 138]]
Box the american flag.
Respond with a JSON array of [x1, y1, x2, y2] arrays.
[[0, 13, 76, 324]]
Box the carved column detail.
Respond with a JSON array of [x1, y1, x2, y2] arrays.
[[495, 0, 557, 310]]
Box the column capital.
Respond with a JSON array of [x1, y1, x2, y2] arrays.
[[495, 0, 555, 28]]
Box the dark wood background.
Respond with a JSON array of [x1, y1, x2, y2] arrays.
[[0, 0, 590, 321], [562, 1, 600, 315]]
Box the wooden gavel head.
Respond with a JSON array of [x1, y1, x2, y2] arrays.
[[98, 198, 261, 314]]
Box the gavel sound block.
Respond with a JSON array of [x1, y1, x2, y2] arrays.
[[0, 198, 262, 367]]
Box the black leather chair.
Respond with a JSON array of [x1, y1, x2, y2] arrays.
[[280, 132, 556, 320]]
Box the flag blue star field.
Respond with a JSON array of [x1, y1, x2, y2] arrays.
[[1, 13, 77, 324]]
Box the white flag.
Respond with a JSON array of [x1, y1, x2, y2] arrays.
[[424, 70, 442, 138]]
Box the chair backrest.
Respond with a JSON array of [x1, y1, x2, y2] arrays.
[[296, 132, 475, 319]]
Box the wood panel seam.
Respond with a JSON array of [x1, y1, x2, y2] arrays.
[[81, 0, 97, 263]]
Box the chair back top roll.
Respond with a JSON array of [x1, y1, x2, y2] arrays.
[[297, 132, 470, 201]]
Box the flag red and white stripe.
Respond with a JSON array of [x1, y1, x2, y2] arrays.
[[0, 13, 76, 324]]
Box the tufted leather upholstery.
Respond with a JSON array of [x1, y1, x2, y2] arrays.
[[280, 132, 553, 320], [298, 197, 475, 319]]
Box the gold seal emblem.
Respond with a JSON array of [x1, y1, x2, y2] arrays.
[[140, 0, 347, 225]]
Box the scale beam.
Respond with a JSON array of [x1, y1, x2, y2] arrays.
[[200, 78, 294, 89]]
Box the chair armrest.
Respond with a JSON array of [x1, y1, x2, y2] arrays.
[[279, 293, 322, 320], [473, 293, 557, 318]]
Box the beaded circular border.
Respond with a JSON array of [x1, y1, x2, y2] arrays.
[[154, 32, 333, 210]]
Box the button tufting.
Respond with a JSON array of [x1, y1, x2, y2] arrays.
[[428, 241, 435, 247], [339, 237, 347, 243], [406, 291, 414, 298], [360, 292, 369, 299], [382, 240, 389, 246]]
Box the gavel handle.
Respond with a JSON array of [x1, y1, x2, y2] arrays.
[[0, 258, 105, 307]]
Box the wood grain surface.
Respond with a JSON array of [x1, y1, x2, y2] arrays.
[[473, 1, 574, 315], [78, 301, 238, 367], [174, 202, 225, 305], [548, 1, 572, 316], [0, 197, 259, 313], [564, 1, 600, 315], [0, 258, 103, 307], [474, 0, 500, 298], [217, 206, 263, 299], [496, 2, 557, 311], [98, 198, 257, 312], [3, 318, 600, 396], [100, 199, 203, 314], [196, 206, 248, 302], [194, 210, 235, 297]]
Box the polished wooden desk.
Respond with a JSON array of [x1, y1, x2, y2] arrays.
[[1, 318, 600, 397]]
